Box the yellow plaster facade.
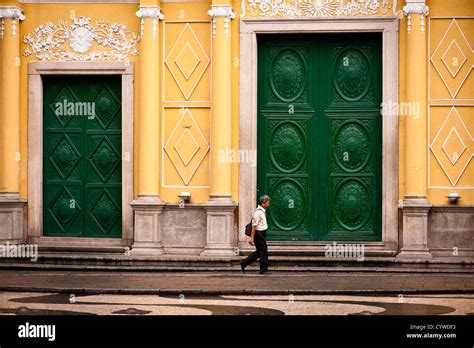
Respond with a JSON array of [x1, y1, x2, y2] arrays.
[[0, 0, 472, 261]]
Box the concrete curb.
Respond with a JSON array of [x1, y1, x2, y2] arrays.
[[1, 263, 473, 273], [1, 286, 473, 296]]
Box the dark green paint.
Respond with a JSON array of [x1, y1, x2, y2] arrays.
[[43, 75, 122, 238], [257, 34, 382, 241]]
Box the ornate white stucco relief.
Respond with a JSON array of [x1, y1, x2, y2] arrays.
[[23, 16, 140, 61], [242, 0, 398, 18]]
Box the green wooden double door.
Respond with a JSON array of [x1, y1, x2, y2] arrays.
[[257, 33, 382, 242], [43, 75, 122, 238]]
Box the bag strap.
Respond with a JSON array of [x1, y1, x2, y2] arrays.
[[249, 207, 259, 224]]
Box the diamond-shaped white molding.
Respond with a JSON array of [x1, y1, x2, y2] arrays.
[[430, 19, 474, 99], [164, 108, 210, 185], [174, 128, 200, 166], [441, 40, 467, 78], [165, 23, 210, 100], [430, 107, 474, 186], [175, 42, 201, 81], [441, 127, 467, 165]]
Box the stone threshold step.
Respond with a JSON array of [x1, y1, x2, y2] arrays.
[[4, 252, 472, 264], [1, 262, 473, 273]]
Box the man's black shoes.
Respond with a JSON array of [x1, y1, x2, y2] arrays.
[[239, 262, 272, 274], [240, 261, 246, 273]]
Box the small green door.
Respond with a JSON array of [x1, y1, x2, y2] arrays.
[[257, 34, 382, 241], [43, 75, 122, 238]]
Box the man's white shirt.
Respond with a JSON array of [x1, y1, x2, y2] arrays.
[[252, 206, 268, 231]]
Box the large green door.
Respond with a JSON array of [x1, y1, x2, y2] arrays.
[[43, 75, 122, 238], [257, 34, 382, 241]]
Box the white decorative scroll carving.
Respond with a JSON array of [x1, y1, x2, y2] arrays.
[[243, 0, 397, 18], [23, 16, 139, 61]]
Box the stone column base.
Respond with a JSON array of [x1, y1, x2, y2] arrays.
[[0, 194, 27, 243], [397, 196, 433, 260], [130, 196, 165, 256], [200, 197, 237, 256]]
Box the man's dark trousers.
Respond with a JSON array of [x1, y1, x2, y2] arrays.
[[241, 229, 268, 271]]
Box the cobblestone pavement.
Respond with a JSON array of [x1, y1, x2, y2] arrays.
[[0, 270, 473, 315], [0, 292, 473, 315]]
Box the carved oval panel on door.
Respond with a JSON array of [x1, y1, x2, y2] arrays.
[[334, 48, 371, 102], [333, 178, 372, 231], [333, 120, 372, 172], [270, 121, 307, 173], [269, 178, 306, 231], [270, 48, 307, 102]]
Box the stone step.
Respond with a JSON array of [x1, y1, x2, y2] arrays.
[[0, 253, 472, 272]]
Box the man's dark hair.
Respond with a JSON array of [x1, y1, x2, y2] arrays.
[[259, 195, 270, 205]]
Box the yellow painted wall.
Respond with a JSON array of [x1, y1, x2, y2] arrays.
[[231, 0, 241, 203], [14, 1, 242, 204], [18, 3, 141, 200], [398, 0, 407, 204], [160, 2, 212, 203], [426, 0, 474, 205], [4, 0, 473, 207]]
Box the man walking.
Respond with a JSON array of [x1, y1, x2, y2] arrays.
[[240, 195, 271, 275]]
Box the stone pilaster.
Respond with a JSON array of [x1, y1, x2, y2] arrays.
[[201, 202, 237, 256], [397, 0, 432, 260], [130, 200, 165, 255], [0, 6, 26, 243], [131, 3, 165, 256], [398, 197, 432, 259], [201, 3, 236, 256]]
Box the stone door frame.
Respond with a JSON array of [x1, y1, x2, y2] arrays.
[[238, 16, 400, 255], [27, 62, 134, 250]]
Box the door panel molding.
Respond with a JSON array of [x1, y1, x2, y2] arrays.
[[27, 62, 134, 247], [239, 16, 399, 252]]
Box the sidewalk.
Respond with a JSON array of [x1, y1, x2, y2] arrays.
[[0, 270, 473, 295]]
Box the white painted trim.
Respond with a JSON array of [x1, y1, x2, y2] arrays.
[[164, 22, 211, 101], [441, 127, 467, 165], [429, 18, 474, 99], [163, 101, 211, 105], [428, 16, 474, 190], [161, 0, 211, 2], [162, 20, 212, 189], [163, 108, 210, 186], [20, 0, 140, 4], [238, 16, 400, 252], [429, 106, 473, 188], [21, 0, 138, 2], [428, 17, 474, 102], [163, 20, 212, 23], [162, 185, 210, 188], [441, 40, 467, 79], [27, 62, 134, 246], [430, 16, 474, 19], [429, 104, 474, 106], [428, 187, 474, 190], [429, 99, 474, 102]]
